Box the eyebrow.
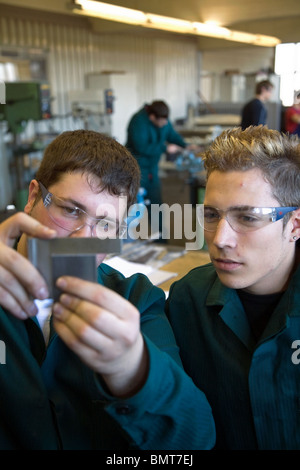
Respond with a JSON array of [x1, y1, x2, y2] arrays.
[[229, 205, 260, 211], [56, 195, 88, 212], [205, 205, 266, 211]]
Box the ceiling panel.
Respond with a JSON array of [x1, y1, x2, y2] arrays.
[[1, 0, 300, 47]]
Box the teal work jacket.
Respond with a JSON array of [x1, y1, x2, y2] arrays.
[[126, 106, 186, 174], [0, 263, 215, 450], [166, 262, 300, 450]]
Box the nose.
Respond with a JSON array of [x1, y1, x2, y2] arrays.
[[212, 217, 237, 248]]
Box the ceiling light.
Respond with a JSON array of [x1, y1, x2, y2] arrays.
[[73, 0, 146, 24], [145, 14, 194, 34], [72, 0, 281, 47], [193, 22, 231, 39]]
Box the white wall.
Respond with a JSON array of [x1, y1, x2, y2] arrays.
[[201, 47, 275, 75], [0, 14, 198, 140]]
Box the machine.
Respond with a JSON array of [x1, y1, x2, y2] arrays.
[[69, 72, 138, 144], [0, 81, 52, 210], [0, 81, 51, 134]]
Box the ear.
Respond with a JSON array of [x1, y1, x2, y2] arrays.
[[289, 208, 300, 242], [24, 179, 40, 215]]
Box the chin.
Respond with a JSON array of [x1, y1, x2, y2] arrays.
[[217, 272, 249, 290]]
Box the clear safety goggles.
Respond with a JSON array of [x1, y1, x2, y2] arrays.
[[197, 204, 298, 234], [39, 181, 127, 238]]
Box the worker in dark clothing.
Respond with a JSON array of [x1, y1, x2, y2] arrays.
[[241, 80, 274, 129], [126, 100, 189, 207], [126, 100, 197, 240]]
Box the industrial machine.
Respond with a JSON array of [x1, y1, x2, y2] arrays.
[[0, 81, 52, 210], [69, 72, 138, 144], [0, 81, 51, 134]]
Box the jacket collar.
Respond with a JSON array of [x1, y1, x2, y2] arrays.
[[206, 264, 300, 350]]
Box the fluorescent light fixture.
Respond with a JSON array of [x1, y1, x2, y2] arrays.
[[73, 0, 146, 24], [193, 22, 231, 39], [72, 0, 281, 47], [145, 14, 193, 34]]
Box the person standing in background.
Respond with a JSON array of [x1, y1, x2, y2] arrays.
[[285, 91, 300, 137], [241, 80, 274, 129], [126, 100, 190, 207]]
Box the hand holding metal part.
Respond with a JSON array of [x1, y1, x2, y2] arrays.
[[0, 212, 56, 319]]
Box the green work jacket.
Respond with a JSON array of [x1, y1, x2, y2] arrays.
[[0, 263, 215, 450], [126, 106, 186, 173], [166, 262, 300, 450]]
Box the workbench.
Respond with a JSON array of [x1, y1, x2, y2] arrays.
[[157, 248, 210, 292]]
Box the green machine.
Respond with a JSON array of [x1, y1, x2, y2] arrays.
[[0, 81, 51, 134], [0, 81, 51, 209]]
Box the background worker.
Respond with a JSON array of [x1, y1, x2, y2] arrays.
[[285, 90, 300, 137], [241, 80, 274, 129], [126, 100, 194, 207], [0, 129, 215, 450], [126, 100, 198, 240], [166, 126, 300, 450]]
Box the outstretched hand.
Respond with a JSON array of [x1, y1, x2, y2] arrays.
[[53, 276, 148, 397]]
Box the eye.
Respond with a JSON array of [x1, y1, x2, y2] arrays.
[[57, 203, 83, 218], [102, 220, 109, 232], [240, 214, 258, 222], [97, 219, 117, 233], [236, 212, 261, 225], [204, 207, 220, 221]]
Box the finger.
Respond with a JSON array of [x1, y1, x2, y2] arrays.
[[56, 276, 138, 320], [0, 284, 33, 319], [53, 293, 128, 340], [0, 245, 50, 302], [0, 263, 42, 318], [52, 302, 113, 353], [0, 212, 56, 247], [52, 316, 104, 368]]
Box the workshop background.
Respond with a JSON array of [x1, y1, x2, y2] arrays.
[[1, 0, 300, 246]]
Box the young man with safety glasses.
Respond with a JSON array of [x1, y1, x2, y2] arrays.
[[166, 125, 300, 450], [0, 129, 215, 450]]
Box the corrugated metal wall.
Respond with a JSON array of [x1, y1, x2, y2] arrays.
[[0, 12, 198, 137]]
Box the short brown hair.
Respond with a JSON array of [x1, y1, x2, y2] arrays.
[[202, 125, 300, 207], [255, 80, 273, 95], [36, 130, 140, 207], [146, 100, 169, 119]]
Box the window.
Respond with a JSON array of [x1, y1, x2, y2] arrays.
[[275, 43, 300, 106]]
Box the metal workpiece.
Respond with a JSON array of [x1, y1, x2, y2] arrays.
[[27, 237, 122, 301]]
